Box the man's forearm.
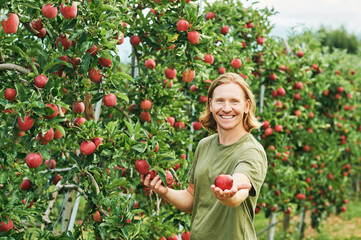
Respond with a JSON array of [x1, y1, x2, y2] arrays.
[[220, 189, 249, 207], [163, 188, 194, 214]]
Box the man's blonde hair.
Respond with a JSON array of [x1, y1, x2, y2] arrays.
[[199, 73, 262, 132]]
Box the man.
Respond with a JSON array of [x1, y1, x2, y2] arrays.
[[142, 73, 267, 239]]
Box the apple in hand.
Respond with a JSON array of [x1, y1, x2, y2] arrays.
[[214, 174, 233, 191]]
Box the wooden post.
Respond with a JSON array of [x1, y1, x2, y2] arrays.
[[267, 212, 276, 240], [298, 207, 306, 239], [283, 212, 290, 233]]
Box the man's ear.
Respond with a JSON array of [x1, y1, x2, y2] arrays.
[[245, 99, 251, 114]]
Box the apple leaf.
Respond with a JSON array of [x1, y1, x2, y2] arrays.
[[54, 124, 66, 137], [154, 166, 167, 186]]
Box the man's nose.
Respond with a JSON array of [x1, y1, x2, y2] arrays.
[[222, 101, 232, 111]]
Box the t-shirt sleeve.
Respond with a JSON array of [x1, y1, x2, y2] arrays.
[[188, 142, 201, 184], [233, 148, 267, 197]]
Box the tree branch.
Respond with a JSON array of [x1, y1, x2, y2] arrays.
[[85, 171, 109, 218], [114, 105, 130, 120], [0, 49, 5, 63], [21, 21, 39, 35], [0, 63, 31, 74], [43, 183, 88, 225]]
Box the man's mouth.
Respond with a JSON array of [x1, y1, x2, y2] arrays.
[[220, 115, 235, 119]]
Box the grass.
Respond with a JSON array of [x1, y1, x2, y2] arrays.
[[254, 198, 361, 240]]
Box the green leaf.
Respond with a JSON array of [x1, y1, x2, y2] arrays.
[[14, 82, 27, 102], [54, 124, 66, 137], [115, 92, 129, 104], [0, 171, 9, 184], [118, 72, 134, 82], [154, 166, 167, 186], [124, 120, 133, 137]]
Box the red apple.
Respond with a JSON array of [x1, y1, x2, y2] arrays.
[[22, 199, 34, 208], [135, 159, 150, 175], [203, 54, 214, 64], [140, 112, 151, 123], [39, 128, 54, 142], [99, 57, 112, 67], [92, 137, 104, 148], [175, 121, 185, 131], [262, 120, 270, 129], [214, 174, 233, 191], [115, 32, 124, 45], [44, 159, 56, 169], [72, 101, 85, 114], [4, 88, 17, 101], [257, 36, 265, 45], [20, 177, 32, 190], [74, 117, 86, 127], [274, 125, 283, 132], [167, 234, 178, 240], [145, 59, 156, 69], [192, 121, 202, 130], [45, 103, 58, 119], [1, 13, 19, 34], [31, 19, 43, 31], [165, 68, 177, 79], [177, 19, 189, 32], [34, 74, 48, 88], [130, 35, 140, 47], [18, 115, 34, 131], [206, 12, 215, 20], [26, 153, 43, 168], [187, 31, 200, 44], [88, 68, 103, 83], [167, 116, 175, 126], [53, 174, 62, 185], [56, 34, 72, 51], [182, 68, 195, 82], [164, 79, 173, 88], [60, 2, 77, 19], [269, 73, 277, 81], [181, 231, 191, 240], [42, 4, 58, 19], [86, 45, 98, 56], [231, 58, 242, 69], [36, 28, 47, 38], [93, 211, 102, 222], [198, 95, 206, 103], [190, 84, 197, 92], [54, 129, 63, 139], [140, 100, 152, 111], [0, 219, 13, 232], [103, 93, 117, 107], [218, 67, 226, 74], [265, 127, 273, 136], [80, 140, 96, 155], [220, 25, 229, 35], [277, 87, 286, 96], [296, 50, 304, 58]]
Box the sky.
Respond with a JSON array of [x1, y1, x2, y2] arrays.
[[241, 0, 361, 37]]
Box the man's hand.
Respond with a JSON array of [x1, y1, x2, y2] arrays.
[[141, 174, 168, 196], [210, 182, 252, 200]]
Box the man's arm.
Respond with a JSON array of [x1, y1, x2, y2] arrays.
[[210, 173, 251, 207], [141, 174, 194, 214]]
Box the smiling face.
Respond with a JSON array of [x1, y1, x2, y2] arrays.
[[209, 83, 250, 133]]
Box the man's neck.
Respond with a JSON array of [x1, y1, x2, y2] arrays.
[[217, 127, 248, 146]]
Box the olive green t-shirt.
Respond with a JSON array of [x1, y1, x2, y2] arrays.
[[188, 133, 267, 240]]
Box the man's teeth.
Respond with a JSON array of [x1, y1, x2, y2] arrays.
[[221, 115, 234, 119]]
